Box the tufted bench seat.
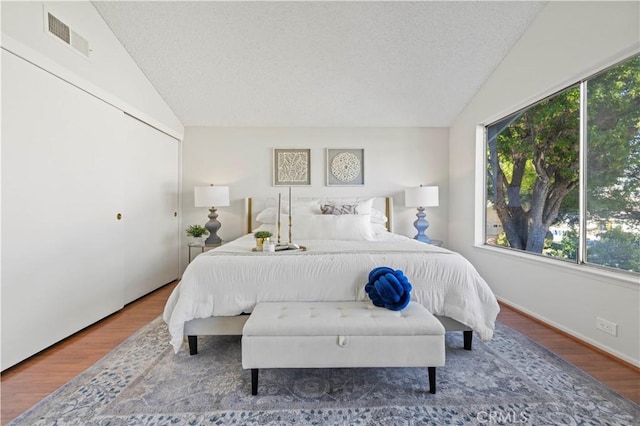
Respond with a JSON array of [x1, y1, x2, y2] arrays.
[[242, 301, 445, 395]]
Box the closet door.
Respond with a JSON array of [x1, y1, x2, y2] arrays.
[[121, 114, 180, 303], [1, 51, 125, 369]]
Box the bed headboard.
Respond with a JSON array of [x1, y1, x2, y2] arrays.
[[244, 197, 393, 234]]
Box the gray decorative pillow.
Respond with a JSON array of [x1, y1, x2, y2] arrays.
[[320, 204, 359, 215]]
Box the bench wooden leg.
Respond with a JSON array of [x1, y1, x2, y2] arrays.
[[251, 369, 259, 395], [428, 367, 436, 394], [463, 330, 473, 350], [188, 335, 198, 355]]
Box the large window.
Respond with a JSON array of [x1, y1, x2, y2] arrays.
[[485, 55, 639, 275]]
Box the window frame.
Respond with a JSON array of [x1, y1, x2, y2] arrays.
[[475, 53, 640, 283]]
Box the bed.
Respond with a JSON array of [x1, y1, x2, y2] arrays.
[[163, 197, 500, 355]]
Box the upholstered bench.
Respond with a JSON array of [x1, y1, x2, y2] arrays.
[[241, 301, 445, 395]]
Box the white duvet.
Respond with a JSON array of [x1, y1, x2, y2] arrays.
[[163, 233, 500, 353]]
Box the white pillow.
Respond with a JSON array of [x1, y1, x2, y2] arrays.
[[254, 207, 310, 238], [369, 208, 388, 224], [255, 198, 386, 235], [322, 198, 374, 215], [320, 203, 359, 215], [293, 214, 375, 241], [371, 223, 389, 235], [284, 200, 321, 215], [255, 207, 278, 224], [255, 201, 321, 224]]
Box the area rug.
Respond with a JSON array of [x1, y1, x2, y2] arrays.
[[9, 318, 639, 425]]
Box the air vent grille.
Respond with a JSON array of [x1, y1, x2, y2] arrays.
[[48, 13, 70, 44], [46, 12, 90, 58]]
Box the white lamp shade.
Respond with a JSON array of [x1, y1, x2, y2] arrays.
[[405, 186, 439, 207], [194, 185, 230, 207]]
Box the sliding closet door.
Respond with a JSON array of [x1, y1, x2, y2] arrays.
[[121, 114, 180, 304], [1, 51, 125, 369]]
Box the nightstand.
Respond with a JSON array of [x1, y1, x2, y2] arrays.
[[427, 240, 443, 247], [188, 242, 223, 263]]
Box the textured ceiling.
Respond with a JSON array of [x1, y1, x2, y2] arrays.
[[93, 1, 546, 127]]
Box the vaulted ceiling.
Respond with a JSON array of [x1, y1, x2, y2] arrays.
[[93, 1, 546, 127]]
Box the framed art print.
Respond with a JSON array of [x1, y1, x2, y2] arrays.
[[273, 148, 311, 186], [326, 148, 364, 186]]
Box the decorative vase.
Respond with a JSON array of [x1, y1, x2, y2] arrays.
[[191, 236, 203, 245], [256, 237, 265, 248]]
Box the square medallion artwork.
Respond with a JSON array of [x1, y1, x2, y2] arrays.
[[326, 148, 364, 186]]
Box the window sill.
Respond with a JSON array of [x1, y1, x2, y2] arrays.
[[473, 244, 640, 290]]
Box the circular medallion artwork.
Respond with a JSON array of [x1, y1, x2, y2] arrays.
[[331, 152, 361, 182]]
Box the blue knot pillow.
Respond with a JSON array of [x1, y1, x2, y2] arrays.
[[364, 267, 413, 311]]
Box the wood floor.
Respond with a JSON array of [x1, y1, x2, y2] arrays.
[[497, 301, 639, 404], [1, 282, 638, 424], [1, 281, 178, 425]]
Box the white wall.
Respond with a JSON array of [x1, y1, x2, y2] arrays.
[[449, 1, 640, 365], [181, 127, 448, 271], [0, 1, 183, 138]]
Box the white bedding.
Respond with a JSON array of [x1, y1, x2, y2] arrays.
[[163, 232, 500, 353]]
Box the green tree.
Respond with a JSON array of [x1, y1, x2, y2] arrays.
[[588, 227, 640, 272], [587, 57, 640, 218], [487, 56, 640, 257], [545, 228, 578, 260], [488, 85, 580, 253]]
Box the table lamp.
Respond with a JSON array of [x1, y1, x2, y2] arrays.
[[405, 185, 439, 243], [194, 185, 230, 245]]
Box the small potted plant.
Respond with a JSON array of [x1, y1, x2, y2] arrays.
[[254, 230, 273, 248], [186, 225, 209, 245]]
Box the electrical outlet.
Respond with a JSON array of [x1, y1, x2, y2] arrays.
[[596, 317, 618, 336]]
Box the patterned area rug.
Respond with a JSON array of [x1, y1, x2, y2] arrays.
[[10, 317, 639, 425]]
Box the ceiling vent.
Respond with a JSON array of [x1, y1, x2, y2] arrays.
[[46, 12, 91, 58]]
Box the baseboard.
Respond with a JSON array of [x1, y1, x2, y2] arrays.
[[498, 299, 640, 372]]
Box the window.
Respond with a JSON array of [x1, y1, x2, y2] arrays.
[[485, 55, 639, 275]]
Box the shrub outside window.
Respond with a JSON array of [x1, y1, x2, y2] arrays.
[[485, 55, 639, 275]]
